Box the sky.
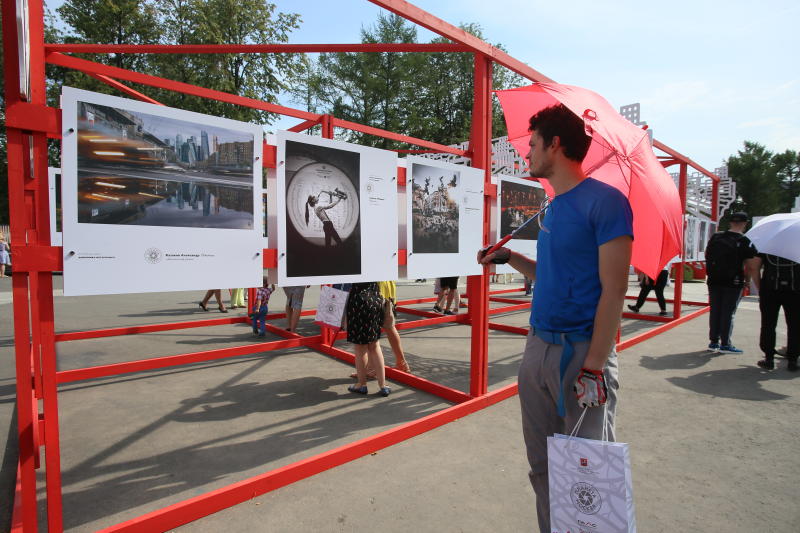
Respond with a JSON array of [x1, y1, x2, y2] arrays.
[[266, 0, 799, 173], [46, 0, 800, 173]]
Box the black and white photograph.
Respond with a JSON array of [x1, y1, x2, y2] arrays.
[[284, 140, 361, 278], [76, 101, 255, 229], [499, 179, 547, 240], [411, 163, 459, 253]]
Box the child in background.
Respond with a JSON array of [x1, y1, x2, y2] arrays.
[[252, 278, 275, 337]]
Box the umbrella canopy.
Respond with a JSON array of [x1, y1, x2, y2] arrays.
[[745, 212, 800, 263], [495, 83, 683, 279]]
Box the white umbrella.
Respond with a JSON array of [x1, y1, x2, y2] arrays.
[[745, 212, 800, 263]]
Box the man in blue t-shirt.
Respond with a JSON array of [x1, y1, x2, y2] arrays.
[[479, 104, 633, 533]]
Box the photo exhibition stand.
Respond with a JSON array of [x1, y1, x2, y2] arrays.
[[3, 0, 721, 530]]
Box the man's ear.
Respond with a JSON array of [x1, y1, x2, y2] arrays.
[[548, 135, 561, 151]]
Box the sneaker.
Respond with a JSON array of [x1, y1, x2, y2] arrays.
[[443, 310, 455, 315], [757, 358, 775, 370], [658, 310, 668, 316], [719, 344, 743, 354], [788, 358, 798, 372], [432, 305, 443, 314], [379, 386, 391, 397], [708, 342, 720, 352], [627, 304, 639, 313]]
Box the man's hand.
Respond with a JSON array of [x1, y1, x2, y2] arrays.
[[573, 368, 607, 408], [477, 245, 511, 265]]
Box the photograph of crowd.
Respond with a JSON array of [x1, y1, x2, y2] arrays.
[[75, 101, 255, 229], [499, 180, 547, 240], [411, 163, 460, 254], [284, 140, 362, 278]]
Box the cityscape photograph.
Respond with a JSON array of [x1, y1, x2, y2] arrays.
[[499, 180, 547, 240], [76, 101, 256, 229]]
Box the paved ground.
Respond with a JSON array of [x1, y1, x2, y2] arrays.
[[1, 276, 797, 532]]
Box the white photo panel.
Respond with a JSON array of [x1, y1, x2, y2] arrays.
[[404, 156, 483, 279], [60, 87, 264, 296], [276, 131, 398, 285], [495, 175, 547, 274], [48, 167, 62, 247]]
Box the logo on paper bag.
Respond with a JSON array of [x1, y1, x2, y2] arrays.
[[144, 247, 163, 264], [580, 458, 588, 467], [571, 482, 602, 515]]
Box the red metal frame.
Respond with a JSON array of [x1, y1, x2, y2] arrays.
[[4, 0, 715, 531]]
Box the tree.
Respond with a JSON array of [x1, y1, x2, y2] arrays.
[[771, 149, 800, 213], [726, 141, 783, 219], [295, 15, 524, 149]]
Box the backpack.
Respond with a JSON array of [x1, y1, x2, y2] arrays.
[[705, 232, 745, 285], [762, 254, 800, 292]]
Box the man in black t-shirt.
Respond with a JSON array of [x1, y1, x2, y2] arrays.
[[751, 253, 800, 370], [705, 212, 759, 353]]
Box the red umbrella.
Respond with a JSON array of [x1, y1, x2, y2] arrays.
[[495, 83, 682, 279]]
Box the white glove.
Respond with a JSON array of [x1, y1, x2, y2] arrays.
[[573, 368, 608, 408]]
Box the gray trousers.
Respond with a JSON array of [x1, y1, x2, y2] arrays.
[[518, 329, 619, 533]]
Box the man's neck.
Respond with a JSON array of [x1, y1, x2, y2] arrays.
[[547, 164, 587, 196]]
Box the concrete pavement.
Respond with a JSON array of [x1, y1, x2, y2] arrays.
[[1, 277, 797, 532]]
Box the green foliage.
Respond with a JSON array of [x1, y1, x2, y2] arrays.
[[726, 141, 799, 222], [294, 14, 524, 149], [49, 0, 304, 124]]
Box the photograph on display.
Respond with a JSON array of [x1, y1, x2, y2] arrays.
[[76, 101, 255, 229], [284, 140, 361, 277], [500, 179, 547, 240], [410, 162, 459, 253]]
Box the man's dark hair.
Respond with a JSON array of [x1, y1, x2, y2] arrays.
[[528, 104, 592, 162]]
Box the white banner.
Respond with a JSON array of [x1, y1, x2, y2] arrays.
[[61, 87, 264, 296]]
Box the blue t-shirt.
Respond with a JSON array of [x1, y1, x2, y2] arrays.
[[530, 177, 633, 335]]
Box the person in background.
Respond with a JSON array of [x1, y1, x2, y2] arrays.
[[704, 212, 759, 353], [628, 268, 669, 316], [478, 104, 632, 533], [346, 282, 391, 397], [751, 253, 799, 371], [251, 278, 275, 337], [434, 276, 459, 315], [229, 288, 245, 309], [199, 289, 227, 313], [283, 285, 307, 332], [0, 233, 10, 277], [377, 281, 411, 372]]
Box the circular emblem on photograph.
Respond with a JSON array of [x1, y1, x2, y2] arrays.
[[571, 482, 602, 515], [144, 247, 163, 264]]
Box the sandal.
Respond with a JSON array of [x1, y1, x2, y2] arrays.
[[199, 302, 209, 312], [349, 371, 377, 380], [348, 384, 368, 395], [219, 306, 228, 313], [379, 386, 391, 397]]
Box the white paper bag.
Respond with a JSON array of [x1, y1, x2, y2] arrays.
[[315, 285, 349, 328], [548, 414, 636, 533]]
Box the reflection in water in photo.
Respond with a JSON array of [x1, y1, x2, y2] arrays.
[[77, 174, 253, 229]]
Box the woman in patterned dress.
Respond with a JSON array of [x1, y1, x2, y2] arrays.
[[346, 282, 391, 397]]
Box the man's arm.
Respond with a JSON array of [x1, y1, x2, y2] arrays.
[[582, 235, 633, 371], [477, 248, 536, 279], [747, 256, 762, 293]]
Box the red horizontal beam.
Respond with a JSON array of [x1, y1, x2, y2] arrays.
[[332, 117, 467, 156], [46, 52, 321, 121], [489, 296, 529, 305], [368, 0, 555, 84], [313, 342, 471, 404], [5, 102, 61, 135], [488, 322, 528, 335], [55, 315, 251, 342], [87, 72, 163, 105], [287, 118, 321, 133], [488, 303, 530, 315], [653, 139, 719, 182], [616, 305, 709, 351], [56, 335, 320, 384], [9, 245, 62, 272], [99, 383, 516, 532], [45, 43, 471, 54], [621, 313, 671, 323]]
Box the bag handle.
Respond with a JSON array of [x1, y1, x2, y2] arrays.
[[567, 405, 609, 442]]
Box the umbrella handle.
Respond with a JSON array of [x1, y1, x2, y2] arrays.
[[484, 234, 513, 256]]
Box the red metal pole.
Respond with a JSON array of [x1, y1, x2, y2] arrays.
[[467, 54, 492, 397], [673, 163, 688, 320]]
